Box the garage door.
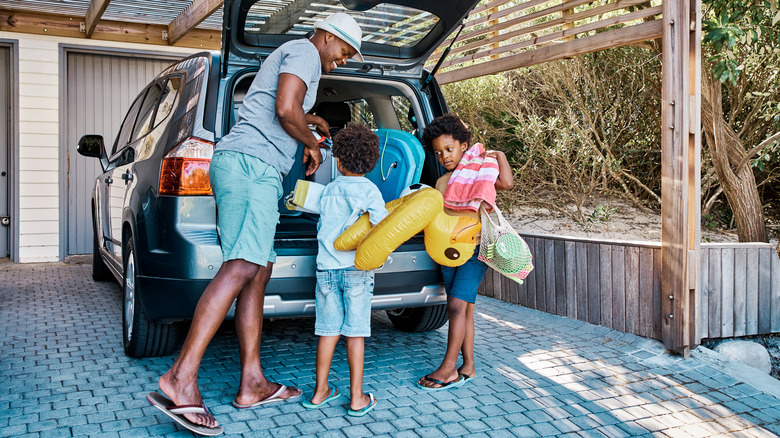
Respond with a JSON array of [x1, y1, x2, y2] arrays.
[[0, 46, 9, 258], [66, 51, 180, 255]]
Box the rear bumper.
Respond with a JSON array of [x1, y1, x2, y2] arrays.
[[137, 277, 446, 322], [137, 250, 445, 322]]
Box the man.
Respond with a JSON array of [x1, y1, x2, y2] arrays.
[[148, 13, 364, 435]]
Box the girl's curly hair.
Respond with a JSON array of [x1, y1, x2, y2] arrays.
[[422, 113, 472, 147], [332, 123, 380, 174]]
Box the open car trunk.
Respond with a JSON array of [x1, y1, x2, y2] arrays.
[[222, 0, 481, 73]]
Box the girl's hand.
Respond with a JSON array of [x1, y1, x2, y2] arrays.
[[491, 150, 514, 191]]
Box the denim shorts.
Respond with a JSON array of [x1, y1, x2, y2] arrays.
[[441, 245, 489, 304], [209, 150, 282, 267], [314, 268, 374, 337]]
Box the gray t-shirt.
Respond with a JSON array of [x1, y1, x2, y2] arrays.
[[216, 38, 321, 177]]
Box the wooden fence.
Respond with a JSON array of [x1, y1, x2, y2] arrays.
[[479, 234, 780, 341]]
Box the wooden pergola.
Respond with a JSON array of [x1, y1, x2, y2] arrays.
[[427, 0, 702, 356], [0, 0, 702, 354]]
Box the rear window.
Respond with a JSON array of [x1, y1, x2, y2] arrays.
[[243, 1, 439, 49]]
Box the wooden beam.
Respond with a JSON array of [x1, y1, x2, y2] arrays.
[[0, 9, 220, 50], [85, 0, 111, 38], [168, 0, 223, 46], [436, 19, 662, 84], [257, 0, 316, 34]]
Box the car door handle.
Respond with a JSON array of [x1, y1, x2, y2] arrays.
[[121, 171, 133, 184], [105, 177, 113, 184]]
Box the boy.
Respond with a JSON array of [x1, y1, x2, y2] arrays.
[[302, 123, 387, 416]]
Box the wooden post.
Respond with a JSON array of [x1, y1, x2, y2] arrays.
[[489, 6, 499, 60], [661, 0, 701, 355], [562, 0, 575, 42], [688, 0, 702, 347]]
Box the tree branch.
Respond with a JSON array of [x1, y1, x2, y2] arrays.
[[734, 131, 780, 171]]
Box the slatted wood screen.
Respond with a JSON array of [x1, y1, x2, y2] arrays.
[[479, 235, 780, 340], [431, 0, 664, 84]]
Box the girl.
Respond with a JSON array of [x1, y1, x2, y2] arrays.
[[417, 114, 513, 390]]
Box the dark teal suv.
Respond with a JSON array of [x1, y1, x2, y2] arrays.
[[76, 0, 480, 357]]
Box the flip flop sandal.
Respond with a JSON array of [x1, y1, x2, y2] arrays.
[[301, 387, 342, 409], [416, 374, 466, 392], [231, 384, 301, 409], [347, 393, 377, 417], [147, 392, 224, 437]]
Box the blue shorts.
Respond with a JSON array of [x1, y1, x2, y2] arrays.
[[314, 268, 374, 337], [209, 150, 282, 267], [441, 246, 489, 304]]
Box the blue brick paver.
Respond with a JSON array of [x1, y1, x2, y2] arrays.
[[2, 259, 780, 437]]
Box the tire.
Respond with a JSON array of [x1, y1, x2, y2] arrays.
[[123, 239, 182, 357], [386, 304, 448, 332], [91, 215, 113, 281]]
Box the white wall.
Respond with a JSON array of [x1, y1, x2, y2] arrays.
[[0, 31, 198, 263]]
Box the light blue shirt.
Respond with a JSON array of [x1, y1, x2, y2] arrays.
[[216, 39, 321, 177], [317, 176, 389, 270]]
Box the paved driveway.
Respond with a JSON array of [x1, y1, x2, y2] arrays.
[[2, 259, 780, 437]]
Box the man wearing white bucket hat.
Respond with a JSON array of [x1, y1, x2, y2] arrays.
[[153, 12, 364, 436]]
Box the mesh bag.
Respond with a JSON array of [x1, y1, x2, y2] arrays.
[[478, 205, 533, 284]]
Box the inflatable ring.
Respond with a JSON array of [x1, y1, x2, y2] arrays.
[[335, 188, 481, 270]]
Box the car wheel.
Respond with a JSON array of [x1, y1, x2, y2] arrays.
[[91, 215, 113, 281], [386, 304, 448, 332], [123, 238, 182, 357]]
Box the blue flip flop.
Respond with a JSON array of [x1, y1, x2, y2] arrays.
[[416, 374, 466, 391], [347, 393, 377, 417], [301, 387, 342, 409]]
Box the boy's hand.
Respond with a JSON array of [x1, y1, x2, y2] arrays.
[[303, 145, 323, 176]]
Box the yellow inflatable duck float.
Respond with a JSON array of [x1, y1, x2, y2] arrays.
[[335, 188, 481, 270]]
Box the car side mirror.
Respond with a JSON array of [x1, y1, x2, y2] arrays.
[[77, 135, 109, 171]]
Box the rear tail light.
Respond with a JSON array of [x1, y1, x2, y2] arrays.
[[159, 137, 214, 196]]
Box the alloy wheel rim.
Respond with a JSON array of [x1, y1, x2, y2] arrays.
[[124, 251, 135, 342]]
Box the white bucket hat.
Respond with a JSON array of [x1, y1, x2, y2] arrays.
[[313, 12, 364, 62]]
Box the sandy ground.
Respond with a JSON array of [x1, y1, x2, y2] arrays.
[[505, 198, 757, 244]]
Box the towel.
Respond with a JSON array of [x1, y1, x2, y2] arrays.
[[443, 143, 499, 212], [285, 180, 325, 214]]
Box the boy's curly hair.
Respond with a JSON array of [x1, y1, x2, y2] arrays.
[[332, 123, 380, 174], [422, 113, 472, 147]]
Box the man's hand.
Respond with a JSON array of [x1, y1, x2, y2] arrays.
[[305, 114, 331, 139], [303, 144, 323, 176]]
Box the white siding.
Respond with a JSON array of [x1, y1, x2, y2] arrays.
[[0, 31, 197, 262]]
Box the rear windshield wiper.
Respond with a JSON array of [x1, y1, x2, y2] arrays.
[[422, 23, 464, 89]]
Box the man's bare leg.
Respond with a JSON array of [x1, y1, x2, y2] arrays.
[[159, 258, 260, 428], [234, 262, 301, 404]]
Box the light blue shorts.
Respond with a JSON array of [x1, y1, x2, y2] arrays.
[[209, 150, 282, 267], [314, 268, 374, 337]]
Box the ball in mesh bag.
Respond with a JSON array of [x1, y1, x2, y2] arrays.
[[494, 233, 530, 274]]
